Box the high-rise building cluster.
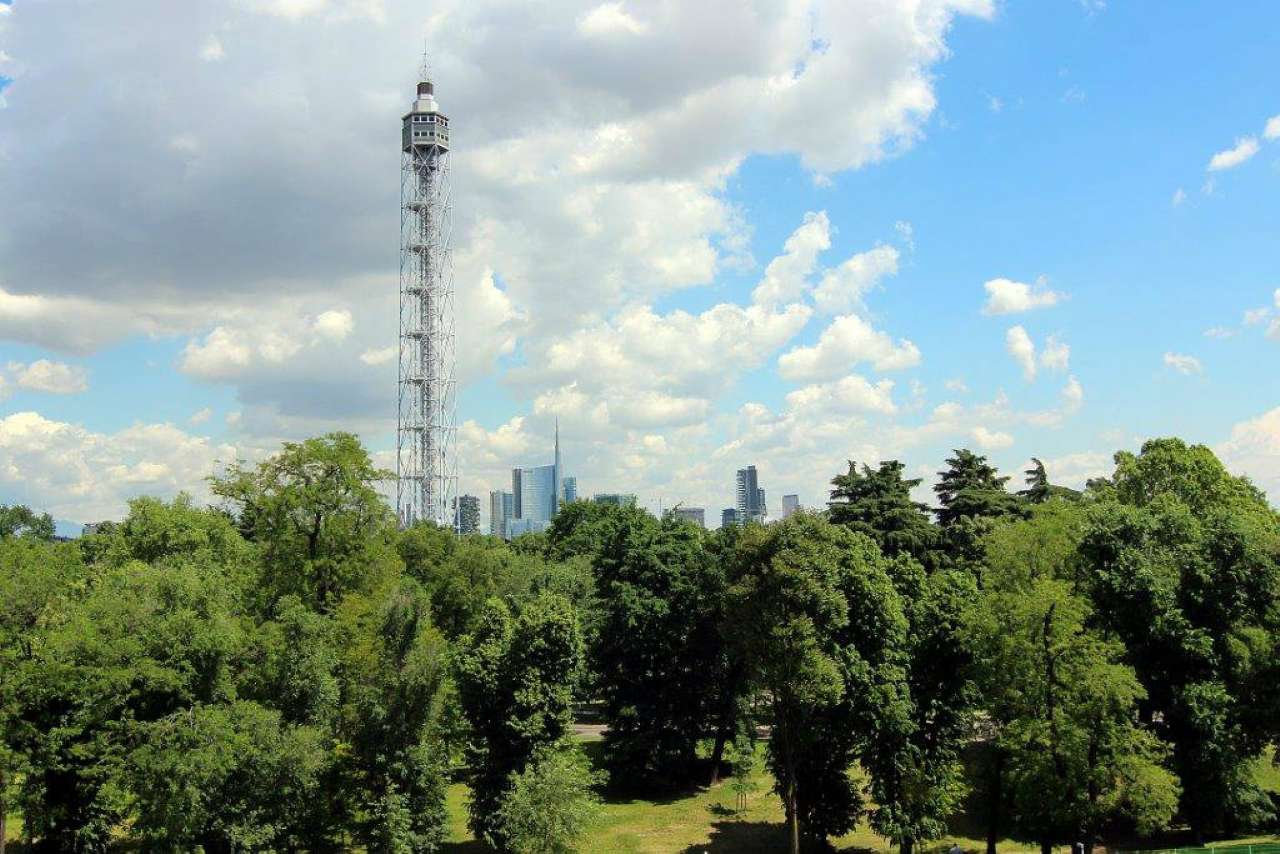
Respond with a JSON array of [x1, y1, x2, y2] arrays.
[[488, 423, 576, 539], [478, 444, 797, 536]]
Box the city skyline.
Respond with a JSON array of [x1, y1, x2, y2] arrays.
[[1, 2, 1278, 534]]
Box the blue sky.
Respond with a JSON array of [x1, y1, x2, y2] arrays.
[[0, 0, 1277, 531]]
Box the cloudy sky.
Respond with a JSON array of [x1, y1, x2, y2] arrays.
[[1, 0, 1278, 530]]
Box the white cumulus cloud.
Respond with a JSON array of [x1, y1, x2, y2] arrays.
[[577, 2, 649, 37], [1163, 352, 1203, 375], [360, 346, 397, 366], [0, 410, 237, 522], [1005, 325, 1037, 381], [983, 277, 1065, 315], [1217, 406, 1280, 506], [313, 308, 354, 341], [812, 244, 900, 316], [1208, 137, 1260, 171], [1040, 336, 1070, 372], [7, 359, 89, 394], [779, 314, 921, 382], [751, 212, 831, 307], [971, 426, 1014, 450]]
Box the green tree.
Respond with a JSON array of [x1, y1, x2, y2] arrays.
[[934, 449, 1022, 527], [984, 500, 1088, 592], [0, 505, 55, 541], [728, 730, 760, 814], [339, 578, 450, 853], [420, 539, 564, 640], [0, 538, 85, 854], [127, 700, 330, 852], [16, 560, 241, 852], [454, 594, 583, 849], [494, 748, 602, 854], [588, 508, 736, 787], [1018, 458, 1082, 504], [240, 595, 341, 726], [828, 460, 940, 566], [934, 450, 1024, 582], [728, 512, 908, 854], [864, 564, 980, 854], [1078, 439, 1280, 836], [1019, 458, 1052, 504], [211, 432, 398, 612], [970, 580, 1179, 853], [397, 521, 458, 587]]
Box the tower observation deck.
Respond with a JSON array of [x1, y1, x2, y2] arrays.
[[397, 78, 457, 528]]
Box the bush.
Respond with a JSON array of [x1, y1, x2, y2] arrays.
[[495, 748, 602, 854]]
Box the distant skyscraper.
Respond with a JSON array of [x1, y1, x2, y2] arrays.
[[721, 507, 739, 528], [736, 465, 767, 523], [781, 494, 800, 519], [562, 476, 578, 504], [507, 424, 564, 538], [489, 490, 514, 538], [513, 464, 557, 527], [593, 493, 637, 507], [453, 494, 480, 534], [671, 506, 705, 528]]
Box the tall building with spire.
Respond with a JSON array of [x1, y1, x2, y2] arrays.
[[506, 425, 567, 538], [396, 63, 457, 528]]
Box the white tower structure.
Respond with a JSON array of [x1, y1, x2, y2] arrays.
[[397, 72, 457, 527]]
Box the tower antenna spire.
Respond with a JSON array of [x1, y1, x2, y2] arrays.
[[418, 42, 432, 82]]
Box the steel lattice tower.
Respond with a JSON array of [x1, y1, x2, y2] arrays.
[[397, 74, 457, 528]]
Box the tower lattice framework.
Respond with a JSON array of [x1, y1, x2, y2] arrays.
[[397, 76, 457, 528]]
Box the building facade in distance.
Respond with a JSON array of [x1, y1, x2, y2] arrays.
[[721, 507, 739, 528], [781, 494, 800, 519], [670, 506, 706, 528], [489, 490, 514, 538], [506, 423, 565, 538], [562, 476, 578, 504], [736, 465, 767, 523], [453, 494, 480, 534], [593, 493, 637, 507]]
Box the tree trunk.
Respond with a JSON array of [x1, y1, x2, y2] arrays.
[[1, 768, 7, 854], [708, 727, 729, 786], [986, 748, 1004, 854], [788, 782, 800, 854], [1040, 842, 1052, 854], [902, 837, 915, 854]]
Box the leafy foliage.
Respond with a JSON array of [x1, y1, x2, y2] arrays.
[[829, 460, 939, 566], [1078, 439, 1280, 835], [0, 504, 55, 541], [3, 432, 1277, 853], [566, 505, 736, 787], [454, 594, 583, 849], [728, 512, 909, 853], [934, 449, 1023, 527], [210, 432, 398, 612], [495, 748, 602, 854]]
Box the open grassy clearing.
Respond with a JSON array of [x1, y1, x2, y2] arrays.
[[4, 748, 1276, 851], [439, 740, 1280, 854]]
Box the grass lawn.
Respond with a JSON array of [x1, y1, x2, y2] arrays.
[[4, 746, 1277, 851], [443, 739, 1013, 854], [440, 741, 1280, 854]]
